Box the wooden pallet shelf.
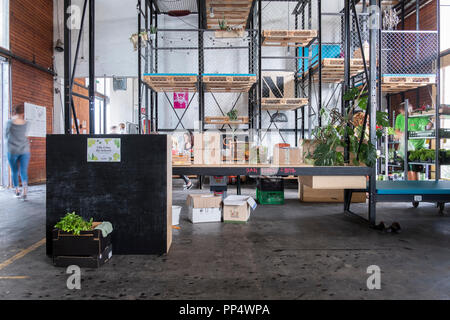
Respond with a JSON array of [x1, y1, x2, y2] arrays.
[[262, 30, 318, 47], [306, 58, 367, 83], [203, 74, 257, 92], [206, 0, 253, 30], [261, 98, 308, 111], [143, 74, 198, 92], [381, 75, 436, 93], [205, 116, 249, 125]]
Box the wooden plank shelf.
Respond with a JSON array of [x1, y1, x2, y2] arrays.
[[306, 58, 367, 83], [202, 74, 257, 92], [261, 98, 308, 111], [205, 116, 249, 125], [262, 30, 318, 47], [206, 0, 253, 30], [143, 74, 198, 92], [381, 75, 436, 94]]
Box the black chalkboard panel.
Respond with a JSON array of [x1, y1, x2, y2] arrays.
[[46, 134, 171, 255]]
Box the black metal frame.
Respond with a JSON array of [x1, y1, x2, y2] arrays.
[[61, 0, 430, 226], [379, 0, 442, 182]]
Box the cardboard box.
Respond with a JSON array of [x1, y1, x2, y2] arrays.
[[187, 193, 222, 208], [223, 195, 257, 223], [298, 182, 366, 203], [273, 146, 302, 165], [298, 175, 367, 189], [193, 133, 204, 164], [187, 193, 223, 224], [188, 207, 222, 224]]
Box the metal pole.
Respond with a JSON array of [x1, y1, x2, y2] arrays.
[[258, 0, 262, 134], [138, 0, 142, 134], [64, 0, 72, 135], [436, 0, 441, 181], [368, 0, 378, 226], [404, 99, 409, 181], [344, 0, 351, 162], [318, 0, 322, 127], [197, 0, 204, 133], [89, 0, 95, 134]]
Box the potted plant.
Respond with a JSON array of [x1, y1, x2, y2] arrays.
[[150, 26, 157, 41], [52, 212, 112, 268], [218, 16, 229, 31], [227, 109, 238, 121]]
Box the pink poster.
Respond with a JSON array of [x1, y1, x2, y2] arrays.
[[174, 92, 188, 109]]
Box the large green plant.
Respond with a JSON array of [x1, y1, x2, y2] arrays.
[[306, 86, 389, 167], [55, 212, 93, 236]]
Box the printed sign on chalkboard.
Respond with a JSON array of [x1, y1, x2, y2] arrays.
[[87, 138, 121, 162]]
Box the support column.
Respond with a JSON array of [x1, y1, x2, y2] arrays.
[[89, 0, 95, 134], [368, 0, 379, 226], [64, 0, 72, 135]]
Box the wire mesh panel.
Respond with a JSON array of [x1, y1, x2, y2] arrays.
[[381, 31, 438, 75]]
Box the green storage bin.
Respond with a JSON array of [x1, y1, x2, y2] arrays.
[[256, 188, 284, 205]]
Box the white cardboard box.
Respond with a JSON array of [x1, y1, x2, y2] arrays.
[[188, 207, 222, 224]]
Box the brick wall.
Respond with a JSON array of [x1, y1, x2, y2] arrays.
[[10, 0, 54, 184]]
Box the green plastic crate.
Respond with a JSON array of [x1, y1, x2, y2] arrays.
[[256, 188, 284, 205]]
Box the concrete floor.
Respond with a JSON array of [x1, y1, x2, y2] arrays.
[[0, 182, 449, 300]]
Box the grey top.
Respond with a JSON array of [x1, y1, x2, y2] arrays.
[[5, 120, 30, 155]]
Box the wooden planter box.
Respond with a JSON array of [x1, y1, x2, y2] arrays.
[[214, 30, 245, 38], [52, 222, 112, 268], [298, 175, 367, 189]]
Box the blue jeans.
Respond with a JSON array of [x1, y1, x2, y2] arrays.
[[7, 152, 30, 188]]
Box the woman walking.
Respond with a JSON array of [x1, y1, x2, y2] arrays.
[[5, 104, 30, 200]]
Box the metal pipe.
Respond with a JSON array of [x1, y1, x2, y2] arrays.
[[88, 0, 95, 134], [64, 0, 72, 135]]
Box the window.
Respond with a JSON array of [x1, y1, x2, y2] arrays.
[[0, 0, 9, 49]]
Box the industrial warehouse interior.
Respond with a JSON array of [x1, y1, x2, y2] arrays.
[[0, 0, 449, 307]]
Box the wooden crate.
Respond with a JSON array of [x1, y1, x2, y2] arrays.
[[261, 98, 308, 111], [381, 76, 436, 94], [203, 74, 256, 92], [262, 29, 318, 47], [205, 116, 249, 125], [214, 30, 245, 38], [143, 74, 198, 92], [307, 58, 366, 83], [205, 0, 253, 30]]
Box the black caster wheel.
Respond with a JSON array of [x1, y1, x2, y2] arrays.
[[438, 202, 445, 215], [412, 201, 419, 208]]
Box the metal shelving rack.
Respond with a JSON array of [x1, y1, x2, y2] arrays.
[[62, 0, 380, 226], [378, 0, 443, 183]]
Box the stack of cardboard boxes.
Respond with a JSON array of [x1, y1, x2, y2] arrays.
[[194, 132, 221, 165], [186, 193, 257, 224]]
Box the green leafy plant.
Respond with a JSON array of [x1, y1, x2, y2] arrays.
[[150, 26, 157, 34], [218, 16, 229, 30], [55, 212, 93, 236], [227, 109, 238, 121], [306, 86, 388, 167]]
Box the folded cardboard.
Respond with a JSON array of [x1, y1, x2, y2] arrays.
[[187, 193, 222, 208], [223, 195, 257, 223]]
